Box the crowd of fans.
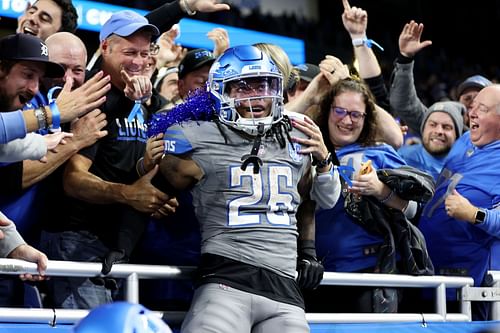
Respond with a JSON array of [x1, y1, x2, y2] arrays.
[[1, 0, 499, 331]]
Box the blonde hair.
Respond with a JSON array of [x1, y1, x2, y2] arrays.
[[253, 43, 296, 91]]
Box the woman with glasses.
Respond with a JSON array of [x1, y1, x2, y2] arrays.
[[304, 77, 423, 313]]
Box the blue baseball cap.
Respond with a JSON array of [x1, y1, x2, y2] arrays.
[[99, 10, 160, 42], [456, 75, 492, 97]]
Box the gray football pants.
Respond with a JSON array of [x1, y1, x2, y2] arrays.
[[181, 283, 309, 333]]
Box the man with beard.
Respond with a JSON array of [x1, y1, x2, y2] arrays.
[[397, 101, 464, 180], [0, 32, 110, 306]]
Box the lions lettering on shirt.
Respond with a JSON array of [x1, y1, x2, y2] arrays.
[[116, 116, 148, 142], [162, 120, 310, 278]]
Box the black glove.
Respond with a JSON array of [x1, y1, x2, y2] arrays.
[[101, 249, 129, 275], [296, 240, 324, 290]]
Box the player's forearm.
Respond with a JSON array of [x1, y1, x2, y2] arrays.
[[296, 199, 316, 241]]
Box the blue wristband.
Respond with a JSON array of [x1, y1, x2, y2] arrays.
[[49, 101, 60, 129]]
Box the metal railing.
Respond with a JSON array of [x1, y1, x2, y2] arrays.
[[0, 258, 475, 325], [485, 270, 500, 320]]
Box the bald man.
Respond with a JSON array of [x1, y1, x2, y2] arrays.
[[44, 32, 87, 90]]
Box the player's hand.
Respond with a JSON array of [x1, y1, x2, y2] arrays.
[[101, 249, 129, 275], [296, 240, 324, 290]]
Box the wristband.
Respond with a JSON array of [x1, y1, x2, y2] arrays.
[[49, 101, 60, 129], [313, 152, 332, 169], [352, 37, 384, 51], [180, 0, 196, 16], [136, 157, 147, 176]]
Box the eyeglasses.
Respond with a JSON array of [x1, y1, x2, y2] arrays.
[[119, 44, 160, 59], [331, 106, 366, 122], [150, 43, 160, 56]]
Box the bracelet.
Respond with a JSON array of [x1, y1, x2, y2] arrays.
[[180, 0, 196, 16], [34, 107, 48, 130], [49, 101, 60, 129], [352, 37, 384, 51], [136, 157, 147, 176], [379, 189, 394, 204]]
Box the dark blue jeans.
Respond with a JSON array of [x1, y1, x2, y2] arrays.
[[39, 230, 113, 309]]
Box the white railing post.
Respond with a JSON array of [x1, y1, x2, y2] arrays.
[[486, 270, 500, 320], [435, 283, 447, 317], [125, 272, 139, 304]]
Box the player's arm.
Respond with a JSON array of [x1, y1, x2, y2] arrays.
[[159, 153, 203, 192], [296, 166, 324, 289]]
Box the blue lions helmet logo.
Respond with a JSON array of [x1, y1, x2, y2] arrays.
[[288, 142, 303, 162]]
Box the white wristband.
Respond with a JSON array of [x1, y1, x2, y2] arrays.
[[352, 37, 368, 47], [352, 37, 384, 51]]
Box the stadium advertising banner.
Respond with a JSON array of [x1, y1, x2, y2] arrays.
[[0, 0, 305, 63]]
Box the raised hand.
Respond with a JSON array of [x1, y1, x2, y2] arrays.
[[186, 0, 230, 13], [143, 133, 165, 173], [207, 27, 230, 56], [121, 70, 152, 101], [56, 71, 111, 123], [399, 20, 432, 58], [319, 55, 350, 85], [341, 0, 367, 39], [291, 116, 329, 162], [156, 27, 187, 69]]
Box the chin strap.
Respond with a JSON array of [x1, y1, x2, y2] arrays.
[[241, 123, 265, 174]]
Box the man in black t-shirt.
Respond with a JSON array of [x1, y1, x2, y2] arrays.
[[40, 10, 175, 309]]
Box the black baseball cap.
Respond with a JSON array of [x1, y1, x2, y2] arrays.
[[178, 48, 215, 79], [294, 63, 320, 82], [0, 34, 64, 78]]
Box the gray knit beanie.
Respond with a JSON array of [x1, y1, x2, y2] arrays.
[[420, 101, 465, 138]]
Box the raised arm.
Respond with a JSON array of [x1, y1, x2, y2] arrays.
[[389, 20, 433, 134], [341, 0, 381, 79]]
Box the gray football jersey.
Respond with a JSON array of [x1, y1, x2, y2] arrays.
[[164, 120, 311, 278]]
